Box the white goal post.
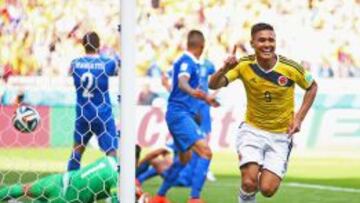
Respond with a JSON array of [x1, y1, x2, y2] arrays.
[[119, 0, 136, 202]]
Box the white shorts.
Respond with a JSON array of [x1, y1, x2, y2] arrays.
[[235, 122, 293, 179]]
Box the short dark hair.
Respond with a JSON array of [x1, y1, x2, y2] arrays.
[[187, 30, 204, 49], [251, 23, 274, 37], [82, 31, 100, 53]]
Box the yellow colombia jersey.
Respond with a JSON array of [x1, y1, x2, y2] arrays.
[[225, 54, 314, 133]]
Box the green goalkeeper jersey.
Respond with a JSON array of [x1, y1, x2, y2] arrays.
[[22, 156, 119, 203], [63, 156, 119, 202]]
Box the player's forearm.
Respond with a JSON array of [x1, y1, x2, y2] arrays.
[[179, 79, 197, 96], [296, 81, 318, 121], [209, 68, 228, 89], [178, 77, 207, 101], [178, 76, 218, 106]]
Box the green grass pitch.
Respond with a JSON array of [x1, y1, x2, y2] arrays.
[[0, 149, 360, 203]]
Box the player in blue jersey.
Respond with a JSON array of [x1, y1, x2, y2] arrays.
[[161, 58, 217, 182], [162, 58, 216, 137], [151, 30, 219, 203], [67, 31, 118, 171]]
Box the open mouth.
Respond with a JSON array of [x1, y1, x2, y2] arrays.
[[260, 48, 274, 56]]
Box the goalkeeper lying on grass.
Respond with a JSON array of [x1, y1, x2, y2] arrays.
[[0, 146, 148, 203]]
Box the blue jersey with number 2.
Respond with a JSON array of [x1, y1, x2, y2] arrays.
[[71, 55, 117, 120]]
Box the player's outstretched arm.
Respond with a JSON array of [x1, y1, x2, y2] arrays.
[[209, 68, 229, 90], [178, 75, 220, 107], [209, 55, 238, 90], [288, 81, 318, 136]]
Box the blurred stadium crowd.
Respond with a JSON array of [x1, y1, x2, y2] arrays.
[[0, 0, 120, 78], [1, 0, 360, 81]]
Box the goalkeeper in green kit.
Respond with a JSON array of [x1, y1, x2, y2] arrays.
[[0, 146, 147, 202]]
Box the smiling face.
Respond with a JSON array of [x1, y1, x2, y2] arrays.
[[251, 29, 276, 62]]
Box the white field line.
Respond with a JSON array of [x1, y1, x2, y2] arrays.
[[284, 182, 360, 193], [203, 182, 360, 193]]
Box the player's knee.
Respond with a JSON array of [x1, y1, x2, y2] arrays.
[[259, 183, 277, 197], [242, 178, 258, 192]]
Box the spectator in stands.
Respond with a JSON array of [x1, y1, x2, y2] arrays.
[[319, 60, 334, 78], [137, 83, 159, 105], [146, 62, 162, 78]]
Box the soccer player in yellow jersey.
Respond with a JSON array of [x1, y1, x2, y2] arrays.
[[209, 23, 318, 203]]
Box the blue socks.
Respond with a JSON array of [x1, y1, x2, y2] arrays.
[[157, 157, 186, 196], [67, 151, 82, 171], [137, 167, 158, 183], [191, 155, 211, 199], [155, 151, 211, 198], [136, 161, 150, 177]]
